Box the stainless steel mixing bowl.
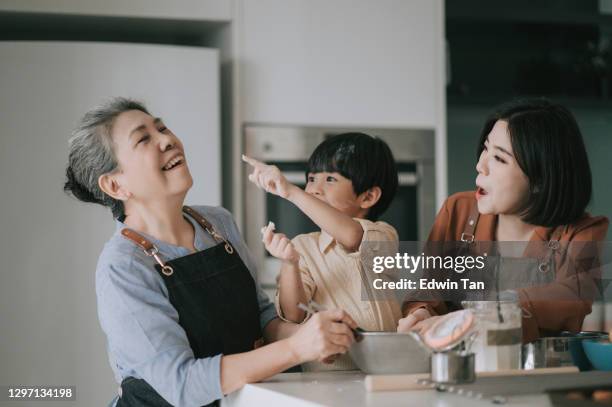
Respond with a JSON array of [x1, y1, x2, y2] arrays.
[[348, 331, 431, 374]]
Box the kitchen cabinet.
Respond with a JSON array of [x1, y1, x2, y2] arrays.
[[238, 0, 444, 128], [0, 0, 232, 21]]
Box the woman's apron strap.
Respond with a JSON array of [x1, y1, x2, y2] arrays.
[[121, 228, 155, 251], [120, 228, 175, 276], [461, 203, 481, 244], [182, 206, 234, 254], [537, 226, 565, 273], [120, 207, 230, 249], [120, 206, 235, 275]]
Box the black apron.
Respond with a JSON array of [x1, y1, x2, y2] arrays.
[[116, 206, 264, 407]]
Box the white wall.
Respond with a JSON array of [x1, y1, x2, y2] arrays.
[[0, 41, 219, 407]]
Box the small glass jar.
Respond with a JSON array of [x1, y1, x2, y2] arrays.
[[462, 300, 522, 372]]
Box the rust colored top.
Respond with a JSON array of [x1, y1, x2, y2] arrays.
[[403, 191, 609, 343]]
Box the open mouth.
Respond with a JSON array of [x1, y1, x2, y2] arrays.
[[476, 186, 488, 199], [162, 155, 185, 171]]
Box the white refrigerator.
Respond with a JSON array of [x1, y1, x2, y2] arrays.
[[0, 41, 220, 407]]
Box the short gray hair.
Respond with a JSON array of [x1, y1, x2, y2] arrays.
[[63, 97, 149, 218]]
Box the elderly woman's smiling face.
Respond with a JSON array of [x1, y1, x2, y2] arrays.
[[99, 109, 193, 206]]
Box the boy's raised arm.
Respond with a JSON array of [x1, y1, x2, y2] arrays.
[[242, 155, 364, 252], [288, 186, 364, 252]]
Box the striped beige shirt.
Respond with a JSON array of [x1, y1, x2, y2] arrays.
[[275, 218, 403, 371]]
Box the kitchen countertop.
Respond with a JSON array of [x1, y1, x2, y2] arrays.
[[221, 371, 553, 407]]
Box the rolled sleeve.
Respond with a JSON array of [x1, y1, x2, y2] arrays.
[[346, 218, 399, 258], [96, 253, 223, 407], [273, 291, 313, 323], [355, 218, 398, 243], [274, 290, 297, 323]]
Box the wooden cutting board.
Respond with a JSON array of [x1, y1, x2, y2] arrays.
[[365, 366, 579, 392]]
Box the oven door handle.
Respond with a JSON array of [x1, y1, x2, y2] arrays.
[[398, 172, 418, 186], [281, 171, 418, 186], [281, 171, 307, 185]]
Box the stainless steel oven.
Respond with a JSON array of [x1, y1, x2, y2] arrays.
[[243, 125, 436, 291]]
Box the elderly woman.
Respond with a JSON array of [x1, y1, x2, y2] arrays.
[[63, 98, 357, 407]]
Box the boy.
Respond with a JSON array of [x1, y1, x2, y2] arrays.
[[243, 133, 401, 370]]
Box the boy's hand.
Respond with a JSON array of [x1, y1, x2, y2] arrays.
[[261, 221, 300, 264], [242, 155, 295, 199]]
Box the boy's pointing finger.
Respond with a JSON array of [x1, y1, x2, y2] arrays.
[[242, 154, 264, 168]]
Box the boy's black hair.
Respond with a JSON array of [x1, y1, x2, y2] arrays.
[[306, 132, 398, 221], [477, 98, 592, 227]]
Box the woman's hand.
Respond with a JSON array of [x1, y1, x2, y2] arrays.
[[287, 309, 357, 364], [261, 222, 299, 264], [410, 315, 441, 335], [397, 308, 432, 333], [243, 155, 297, 199]]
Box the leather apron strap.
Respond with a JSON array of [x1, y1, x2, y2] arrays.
[[461, 203, 481, 244], [120, 228, 175, 276], [182, 206, 234, 254], [120, 206, 235, 276], [537, 225, 565, 273]]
